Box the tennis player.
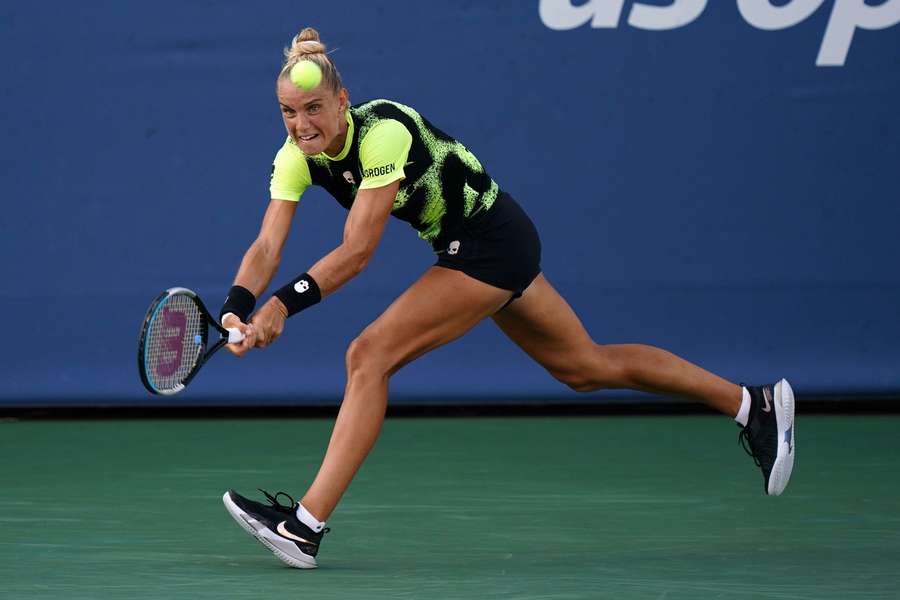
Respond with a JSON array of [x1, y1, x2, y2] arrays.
[[220, 27, 796, 569]]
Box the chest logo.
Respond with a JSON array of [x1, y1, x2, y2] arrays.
[[342, 171, 356, 185]]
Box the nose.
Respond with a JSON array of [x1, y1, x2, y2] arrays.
[[289, 113, 310, 136]]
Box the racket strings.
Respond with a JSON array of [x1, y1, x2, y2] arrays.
[[144, 294, 205, 391]]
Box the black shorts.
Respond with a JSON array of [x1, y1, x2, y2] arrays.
[[434, 191, 542, 298]]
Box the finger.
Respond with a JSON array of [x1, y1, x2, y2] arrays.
[[234, 321, 251, 339], [225, 342, 247, 357], [226, 334, 248, 349], [222, 313, 245, 330], [240, 326, 257, 349], [223, 323, 254, 357], [255, 325, 275, 348]]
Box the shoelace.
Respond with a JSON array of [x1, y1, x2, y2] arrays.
[[258, 488, 296, 512], [737, 428, 761, 467], [257, 489, 331, 535]]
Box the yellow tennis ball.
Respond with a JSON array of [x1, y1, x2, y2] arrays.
[[289, 61, 322, 91]]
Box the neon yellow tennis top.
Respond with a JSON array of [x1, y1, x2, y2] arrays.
[[269, 99, 499, 250]]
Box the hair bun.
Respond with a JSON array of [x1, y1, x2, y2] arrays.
[[296, 40, 325, 55], [288, 27, 326, 58], [297, 27, 320, 43]]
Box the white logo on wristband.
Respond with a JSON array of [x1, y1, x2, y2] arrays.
[[294, 280, 310, 294]]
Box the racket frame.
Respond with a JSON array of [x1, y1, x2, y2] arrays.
[[137, 287, 234, 395]]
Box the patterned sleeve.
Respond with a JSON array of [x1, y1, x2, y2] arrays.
[[358, 119, 413, 190]]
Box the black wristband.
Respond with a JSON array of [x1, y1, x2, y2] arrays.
[[219, 285, 256, 323], [273, 272, 322, 317]]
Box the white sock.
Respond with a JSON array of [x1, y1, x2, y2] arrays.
[[295, 503, 326, 533], [735, 387, 751, 427]]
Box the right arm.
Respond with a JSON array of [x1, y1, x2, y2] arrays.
[[223, 198, 297, 356], [231, 198, 297, 296]]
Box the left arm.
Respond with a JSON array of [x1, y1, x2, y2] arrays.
[[251, 181, 399, 346], [308, 180, 400, 298]]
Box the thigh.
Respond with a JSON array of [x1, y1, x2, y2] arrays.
[[491, 273, 597, 370], [358, 266, 513, 375]]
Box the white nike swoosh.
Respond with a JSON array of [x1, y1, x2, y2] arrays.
[[404, 161, 414, 167], [762, 388, 772, 413], [276, 521, 312, 544]]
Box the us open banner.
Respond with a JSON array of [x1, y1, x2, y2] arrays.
[[1, 1, 898, 405], [539, 0, 900, 66]]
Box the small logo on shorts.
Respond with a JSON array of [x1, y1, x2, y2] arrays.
[[448, 240, 461, 255], [294, 280, 310, 294], [343, 171, 356, 185]]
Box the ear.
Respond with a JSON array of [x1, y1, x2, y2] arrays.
[[338, 88, 349, 111]]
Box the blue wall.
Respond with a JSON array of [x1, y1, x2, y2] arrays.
[[2, 1, 898, 405]]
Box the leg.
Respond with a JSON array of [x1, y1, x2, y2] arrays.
[[492, 274, 742, 416], [301, 267, 512, 520]]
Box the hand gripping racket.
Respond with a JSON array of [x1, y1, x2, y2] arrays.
[[138, 287, 244, 395]]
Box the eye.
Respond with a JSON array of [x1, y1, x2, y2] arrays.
[[308, 104, 321, 115], [281, 106, 295, 116]]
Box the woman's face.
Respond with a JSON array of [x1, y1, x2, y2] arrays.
[[277, 77, 348, 156]]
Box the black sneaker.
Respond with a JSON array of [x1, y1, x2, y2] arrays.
[[738, 379, 796, 496], [223, 489, 329, 569]]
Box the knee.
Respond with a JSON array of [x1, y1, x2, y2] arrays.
[[345, 332, 390, 380], [551, 369, 599, 393], [546, 354, 600, 393], [548, 345, 627, 393]]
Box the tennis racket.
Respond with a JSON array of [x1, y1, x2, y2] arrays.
[[138, 287, 245, 395]]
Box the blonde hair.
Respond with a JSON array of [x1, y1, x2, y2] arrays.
[[280, 27, 343, 94]]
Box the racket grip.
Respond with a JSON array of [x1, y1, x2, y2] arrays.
[[227, 328, 245, 344]]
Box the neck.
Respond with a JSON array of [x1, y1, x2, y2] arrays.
[[324, 113, 349, 157]]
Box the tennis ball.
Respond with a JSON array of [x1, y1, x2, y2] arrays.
[[290, 61, 322, 91]]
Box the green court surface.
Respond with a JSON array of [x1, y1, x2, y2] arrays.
[[1, 415, 898, 599]]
